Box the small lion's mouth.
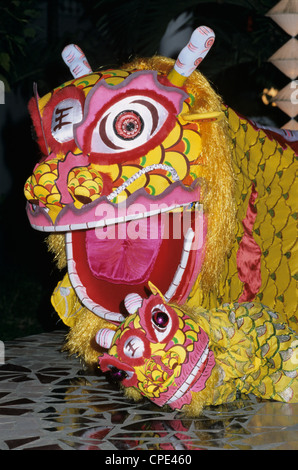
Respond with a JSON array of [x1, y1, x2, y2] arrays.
[[66, 201, 206, 323]]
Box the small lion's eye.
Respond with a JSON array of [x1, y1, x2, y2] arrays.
[[108, 366, 128, 382], [152, 309, 169, 329], [150, 304, 174, 343]]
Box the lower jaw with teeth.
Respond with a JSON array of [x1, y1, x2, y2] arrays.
[[154, 346, 215, 411], [166, 346, 210, 408], [66, 203, 205, 323]]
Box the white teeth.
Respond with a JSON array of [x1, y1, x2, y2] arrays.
[[166, 346, 209, 405], [66, 232, 126, 322], [30, 202, 190, 233], [164, 228, 194, 302]]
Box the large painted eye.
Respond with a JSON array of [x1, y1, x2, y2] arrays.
[[74, 71, 187, 164], [90, 95, 168, 154], [139, 296, 179, 344]]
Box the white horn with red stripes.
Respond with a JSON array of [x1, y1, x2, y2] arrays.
[[95, 328, 116, 349], [61, 44, 92, 78], [167, 26, 215, 87]]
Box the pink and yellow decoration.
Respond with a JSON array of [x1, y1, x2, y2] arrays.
[[23, 25, 298, 414]]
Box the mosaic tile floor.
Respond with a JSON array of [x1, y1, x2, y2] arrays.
[[0, 330, 297, 451]]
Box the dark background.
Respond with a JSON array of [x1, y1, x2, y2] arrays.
[[0, 0, 292, 339]]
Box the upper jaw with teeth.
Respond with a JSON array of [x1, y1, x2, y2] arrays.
[[26, 177, 204, 324], [26, 177, 201, 233]]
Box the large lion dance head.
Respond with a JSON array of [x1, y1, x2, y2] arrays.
[[24, 27, 235, 365]]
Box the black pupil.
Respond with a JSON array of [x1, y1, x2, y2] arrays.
[[152, 310, 169, 328], [109, 366, 127, 382], [126, 122, 135, 131]]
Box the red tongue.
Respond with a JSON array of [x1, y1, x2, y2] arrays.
[[85, 216, 163, 284]]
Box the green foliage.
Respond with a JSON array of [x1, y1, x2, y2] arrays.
[[0, 0, 287, 93], [0, 0, 40, 90], [87, 0, 286, 72]]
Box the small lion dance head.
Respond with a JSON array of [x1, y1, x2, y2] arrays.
[[98, 284, 216, 412]]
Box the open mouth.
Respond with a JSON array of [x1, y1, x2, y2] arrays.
[[26, 171, 207, 324], [66, 200, 206, 323]]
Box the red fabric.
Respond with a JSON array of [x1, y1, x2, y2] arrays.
[[237, 184, 262, 302]]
